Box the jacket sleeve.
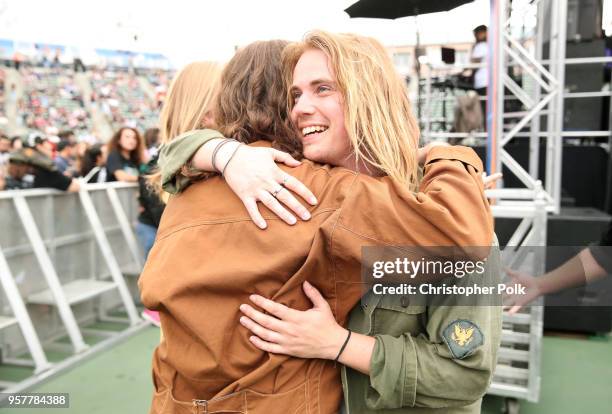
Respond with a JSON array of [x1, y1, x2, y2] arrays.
[[364, 246, 502, 410], [366, 306, 501, 409], [158, 129, 225, 194], [332, 146, 493, 265]]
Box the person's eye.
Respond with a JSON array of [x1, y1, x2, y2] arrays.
[[292, 91, 302, 102], [317, 85, 331, 93]]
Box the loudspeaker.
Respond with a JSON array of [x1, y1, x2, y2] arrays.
[[564, 38, 606, 131], [473, 143, 608, 211], [567, 0, 603, 41]]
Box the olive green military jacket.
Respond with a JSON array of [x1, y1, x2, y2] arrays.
[[341, 239, 502, 414], [158, 130, 502, 413]]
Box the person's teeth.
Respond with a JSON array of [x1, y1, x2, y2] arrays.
[[302, 125, 328, 136]]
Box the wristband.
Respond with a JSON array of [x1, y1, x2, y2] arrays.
[[211, 138, 235, 173], [221, 143, 243, 177], [334, 329, 352, 363]]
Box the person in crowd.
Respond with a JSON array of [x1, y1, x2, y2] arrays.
[[144, 127, 161, 159], [32, 136, 54, 159], [73, 141, 89, 176], [58, 130, 76, 144], [10, 136, 23, 151], [73, 56, 87, 73], [52, 48, 61, 69], [140, 32, 498, 414], [106, 127, 146, 182], [0, 134, 10, 168], [0, 134, 10, 187], [54, 140, 76, 176], [136, 156, 165, 261], [504, 222, 611, 313], [12, 51, 23, 70], [1, 146, 79, 191], [471, 25, 488, 130], [80, 144, 108, 183]]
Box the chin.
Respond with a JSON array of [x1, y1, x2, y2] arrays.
[[303, 146, 327, 165]]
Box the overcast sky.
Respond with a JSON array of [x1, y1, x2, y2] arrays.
[[0, 0, 495, 65]]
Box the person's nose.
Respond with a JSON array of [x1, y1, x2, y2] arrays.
[[292, 93, 316, 118]]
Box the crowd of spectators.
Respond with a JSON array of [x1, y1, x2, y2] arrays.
[[0, 60, 170, 197], [0, 127, 161, 193], [0, 59, 171, 143], [18, 67, 92, 137], [90, 69, 160, 133]]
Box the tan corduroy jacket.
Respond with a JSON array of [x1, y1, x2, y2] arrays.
[[138, 142, 493, 414]]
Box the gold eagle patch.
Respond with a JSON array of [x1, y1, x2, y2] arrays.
[[442, 319, 483, 359]]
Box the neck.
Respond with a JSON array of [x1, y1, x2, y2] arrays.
[[120, 149, 130, 159], [340, 155, 384, 177]]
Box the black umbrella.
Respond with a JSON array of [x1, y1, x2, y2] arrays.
[[344, 0, 473, 19]]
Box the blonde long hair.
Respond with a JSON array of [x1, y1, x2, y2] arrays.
[[159, 61, 223, 144], [283, 30, 420, 190], [150, 61, 223, 196]]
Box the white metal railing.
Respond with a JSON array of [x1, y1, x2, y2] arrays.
[[0, 182, 145, 392]]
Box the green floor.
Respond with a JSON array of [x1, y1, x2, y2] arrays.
[[0, 328, 610, 413]]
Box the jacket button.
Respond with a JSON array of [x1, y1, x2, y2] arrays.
[[400, 296, 409, 307]]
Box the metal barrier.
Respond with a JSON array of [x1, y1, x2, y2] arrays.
[[487, 186, 547, 409], [0, 182, 146, 391]]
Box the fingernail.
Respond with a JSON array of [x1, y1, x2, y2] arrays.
[[259, 221, 267, 229], [289, 217, 297, 225], [302, 211, 311, 220], [304, 281, 311, 288], [250, 295, 258, 302], [310, 197, 318, 205], [239, 317, 246, 324], [239, 304, 246, 311]]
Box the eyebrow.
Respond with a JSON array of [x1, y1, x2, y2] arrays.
[[290, 78, 336, 92]]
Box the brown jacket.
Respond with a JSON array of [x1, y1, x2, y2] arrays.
[[138, 142, 493, 414]]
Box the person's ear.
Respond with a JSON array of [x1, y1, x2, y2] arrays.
[[200, 110, 215, 129]]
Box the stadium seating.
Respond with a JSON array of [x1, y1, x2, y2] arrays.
[[0, 62, 172, 140], [90, 69, 161, 133], [19, 67, 93, 136]]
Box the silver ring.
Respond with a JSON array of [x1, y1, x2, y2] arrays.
[[271, 186, 284, 198]]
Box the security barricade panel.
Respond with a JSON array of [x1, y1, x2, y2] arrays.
[[0, 183, 145, 392], [487, 187, 547, 410], [87, 185, 143, 301], [0, 249, 51, 378]]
